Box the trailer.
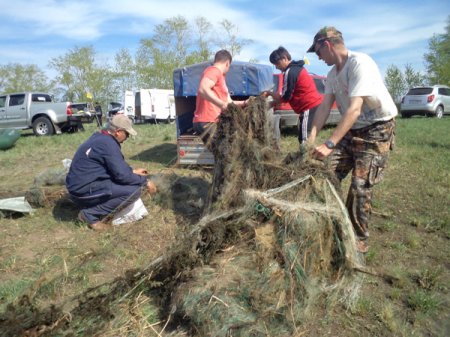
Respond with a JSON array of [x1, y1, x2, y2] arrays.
[[173, 61, 273, 165]]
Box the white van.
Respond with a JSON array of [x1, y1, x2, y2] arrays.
[[134, 89, 175, 123], [123, 90, 135, 118]]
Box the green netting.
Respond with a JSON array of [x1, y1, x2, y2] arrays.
[[0, 96, 365, 336], [165, 97, 363, 336]]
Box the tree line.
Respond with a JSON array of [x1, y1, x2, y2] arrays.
[[384, 16, 449, 102], [0, 15, 449, 108], [0, 16, 251, 109]]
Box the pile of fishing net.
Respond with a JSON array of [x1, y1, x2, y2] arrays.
[[0, 96, 366, 336], [156, 96, 364, 336], [24, 161, 71, 208]]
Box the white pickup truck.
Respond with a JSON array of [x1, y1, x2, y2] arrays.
[[0, 92, 83, 136]]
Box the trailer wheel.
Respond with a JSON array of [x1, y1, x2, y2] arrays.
[[32, 116, 55, 136]]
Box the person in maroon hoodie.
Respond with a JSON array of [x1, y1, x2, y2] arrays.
[[268, 46, 323, 144]]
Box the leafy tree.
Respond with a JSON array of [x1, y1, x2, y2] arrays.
[[385, 65, 406, 103], [135, 39, 173, 89], [192, 17, 214, 62], [385, 64, 426, 102], [133, 16, 252, 90], [404, 64, 425, 89], [218, 19, 252, 57], [0, 63, 52, 94], [49, 46, 115, 106], [424, 16, 450, 86], [114, 48, 137, 94], [136, 16, 192, 89]]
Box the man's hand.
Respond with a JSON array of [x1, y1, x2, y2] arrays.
[[133, 168, 148, 176], [146, 180, 157, 195], [312, 144, 334, 160]]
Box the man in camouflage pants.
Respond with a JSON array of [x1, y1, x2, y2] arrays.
[[306, 26, 397, 253]]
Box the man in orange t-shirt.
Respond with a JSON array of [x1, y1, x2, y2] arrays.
[[193, 49, 246, 142]]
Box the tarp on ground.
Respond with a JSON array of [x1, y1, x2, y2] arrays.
[[173, 61, 274, 97], [0, 197, 34, 213]]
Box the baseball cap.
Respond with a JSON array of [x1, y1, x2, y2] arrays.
[[307, 26, 343, 53], [111, 114, 137, 136]]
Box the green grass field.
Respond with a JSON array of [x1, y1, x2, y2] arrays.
[[0, 117, 449, 336]]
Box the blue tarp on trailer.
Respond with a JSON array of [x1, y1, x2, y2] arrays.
[[173, 61, 273, 97]]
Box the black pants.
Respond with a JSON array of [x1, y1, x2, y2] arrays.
[[71, 184, 142, 224], [298, 105, 319, 144]]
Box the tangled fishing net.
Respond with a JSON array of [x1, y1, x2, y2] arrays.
[[160, 96, 364, 336], [25, 162, 70, 208], [0, 96, 366, 336]]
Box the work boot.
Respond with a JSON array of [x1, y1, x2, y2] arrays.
[[88, 221, 111, 231], [78, 211, 110, 231]]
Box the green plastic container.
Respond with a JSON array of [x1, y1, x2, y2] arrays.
[[0, 128, 21, 150]]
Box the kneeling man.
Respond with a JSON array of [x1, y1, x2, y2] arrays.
[[66, 114, 156, 230]]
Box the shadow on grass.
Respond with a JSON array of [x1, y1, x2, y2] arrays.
[[280, 123, 336, 138], [52, 196, 80, 222], [131, 143, 177, 166], [0, 211, 28, 220], [153, 173, 210, 225], [280, 127, 298, 137], [427, 141, 450, 150]]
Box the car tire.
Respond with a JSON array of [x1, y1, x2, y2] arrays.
[[32, 116, 55, 136], [435, 105, 443, 119]]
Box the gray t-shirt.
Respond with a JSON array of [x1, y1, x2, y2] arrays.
[[325, 50, 397, 129]]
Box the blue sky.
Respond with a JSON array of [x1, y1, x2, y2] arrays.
[[0, 0, 448, 79]]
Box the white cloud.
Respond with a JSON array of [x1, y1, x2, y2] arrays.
[[0, 0, 104, 39], [0, 0, 447, 75]]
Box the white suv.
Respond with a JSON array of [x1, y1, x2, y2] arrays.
[[400, 85, 450, 118]]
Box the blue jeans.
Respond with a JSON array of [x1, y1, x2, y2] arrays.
[[71, 183, 142, 224]]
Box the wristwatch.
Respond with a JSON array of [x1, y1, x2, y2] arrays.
[[324, 139, 335, 149]]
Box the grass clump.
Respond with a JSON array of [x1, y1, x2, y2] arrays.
[[405, 232, 421, 249], [412, 268, 442, 291], [377, 303, 400, 333], [0, 255, 19, 272], [351, 297, 374, 316], [0, 279, 34, 309], [376, 221, 398, 232], [406, 290, 440, 314]]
